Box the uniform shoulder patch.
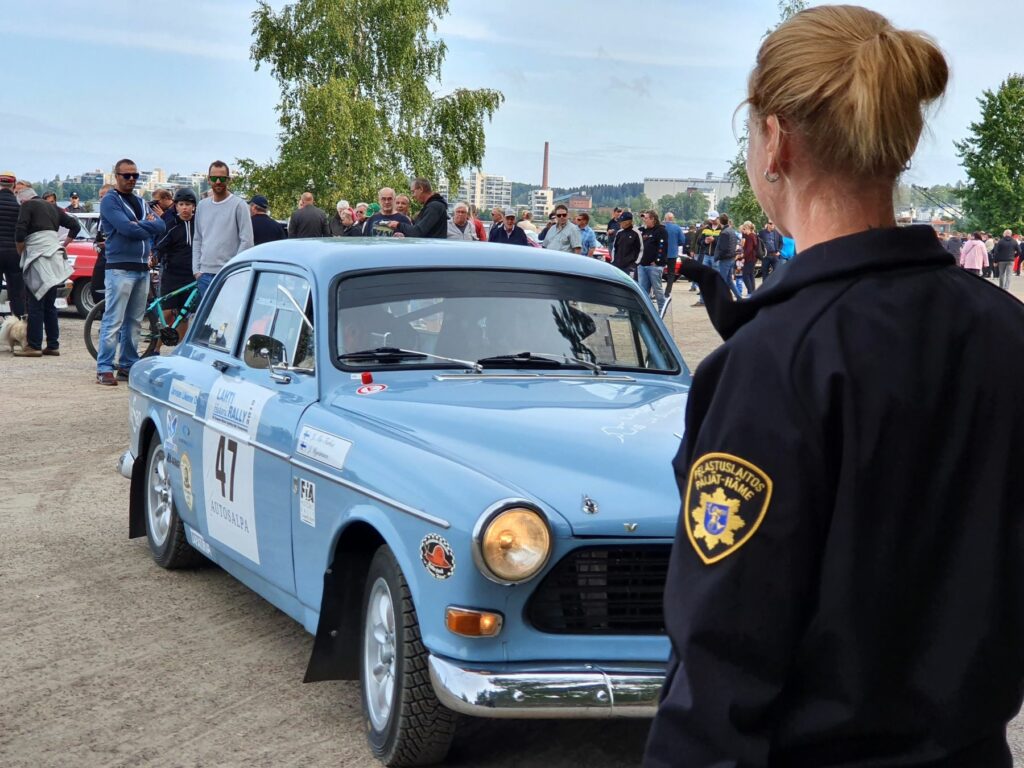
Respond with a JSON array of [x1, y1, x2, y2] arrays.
[[684, 452, 773, 565]]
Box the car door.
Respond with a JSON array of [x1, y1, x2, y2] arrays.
[[182, 266, 319, 595]]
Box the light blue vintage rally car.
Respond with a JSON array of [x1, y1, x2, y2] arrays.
[[120, 238, 691, 766]]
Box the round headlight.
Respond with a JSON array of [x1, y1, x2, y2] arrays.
[[478, 506, 551, 583]]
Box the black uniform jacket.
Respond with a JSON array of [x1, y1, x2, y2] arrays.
[[645, 226, 1024, 768]]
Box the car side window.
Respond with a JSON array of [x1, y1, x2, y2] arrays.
[[242, 272, 314, 370], [194, 270, 250, 354]]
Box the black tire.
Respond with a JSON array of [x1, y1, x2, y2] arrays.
[[71, 279, 95, 318], [361, 546, 456, 767], [143, 438, 204, 569], [83, 299, 104, 359], [83, 301, 161, 360]]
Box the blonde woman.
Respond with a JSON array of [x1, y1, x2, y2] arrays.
[[647, 6, 1024, 766]]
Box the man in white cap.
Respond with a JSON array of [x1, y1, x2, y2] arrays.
[[488, 207, 530, 246]]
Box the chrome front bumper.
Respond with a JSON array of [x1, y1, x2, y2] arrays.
[[117, 450, 135, 480], [428, 655, 664, 719]]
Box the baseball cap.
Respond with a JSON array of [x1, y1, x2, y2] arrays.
[[618, 211, 633, 221], [70, 192, 79, 198], [249, 194, 269, 209], [0, 171, 15, 185], [708, 209, 720, 219], [503, 207, 516, 218]]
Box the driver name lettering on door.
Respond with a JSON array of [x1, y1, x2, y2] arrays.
[[201, 378, 274, 563]]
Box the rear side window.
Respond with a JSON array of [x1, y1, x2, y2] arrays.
[[194, 270, 250, 354]]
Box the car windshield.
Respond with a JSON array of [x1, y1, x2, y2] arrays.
[[72, 215, 99, 240], [335, 269, 678, 373]]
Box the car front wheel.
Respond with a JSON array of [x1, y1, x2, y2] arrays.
[[361, 546, 456, 766], [144, 438, 204, 569], [71, 279, 95, 317]]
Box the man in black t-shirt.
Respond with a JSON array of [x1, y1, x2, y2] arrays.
[[362, 186, 410, 236]]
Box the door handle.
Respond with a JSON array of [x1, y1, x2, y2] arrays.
[[212, 360, 236, 374]]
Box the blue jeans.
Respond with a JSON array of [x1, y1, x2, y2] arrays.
[[715, 258, 742, 299], [637, 264, 667, 313], [197, 272, 215, 300], [97, 269, 149, 374]]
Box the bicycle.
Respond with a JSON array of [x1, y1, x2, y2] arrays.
[[83, 278, 201, 360]]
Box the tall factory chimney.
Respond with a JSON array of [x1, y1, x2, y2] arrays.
[[542, 142, 550, 189]]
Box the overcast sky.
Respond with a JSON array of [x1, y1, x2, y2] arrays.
[[2, 0, 1018, 189]]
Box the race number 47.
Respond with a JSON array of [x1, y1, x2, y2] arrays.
[[215, 436, 238, 501]]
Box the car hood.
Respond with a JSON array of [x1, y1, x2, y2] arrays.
[[330, 375, 688, 537]]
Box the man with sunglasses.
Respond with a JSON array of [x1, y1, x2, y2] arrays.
[[757, 219, 782, 284], [96, 158, 166, 385], [541, 204, 582, 254], [192, 161, 254, 299]]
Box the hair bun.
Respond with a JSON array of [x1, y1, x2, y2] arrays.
[[747, 5, 948, 179]]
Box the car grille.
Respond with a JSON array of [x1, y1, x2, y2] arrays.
[[527, 545, 670, 634]]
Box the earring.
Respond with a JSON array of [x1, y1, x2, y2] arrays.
[[763, 169, 780, 183]]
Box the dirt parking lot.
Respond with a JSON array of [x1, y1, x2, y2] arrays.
[[2, 288, 1023, 767]]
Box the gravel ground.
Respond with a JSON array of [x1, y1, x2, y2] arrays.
[[1, 276, 1022, 767]]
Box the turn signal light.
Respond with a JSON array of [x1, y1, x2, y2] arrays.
[[445, 607, 503, 638]]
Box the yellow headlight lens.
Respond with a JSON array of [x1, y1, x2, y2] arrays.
[[481, 508, 551, 582]]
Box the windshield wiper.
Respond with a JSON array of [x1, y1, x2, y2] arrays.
[[338, 347, 482, 372], [475, 352, 604, 376]]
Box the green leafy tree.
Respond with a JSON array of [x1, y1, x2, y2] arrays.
[[239, 0, 503, 215], [626, 193, 654, 213], [656, 190, 709, 224], [729, 0, 809, 229], [955, 74, 1024, 233]]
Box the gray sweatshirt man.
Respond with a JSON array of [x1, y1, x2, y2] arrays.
[[192, 192, 254, 276]]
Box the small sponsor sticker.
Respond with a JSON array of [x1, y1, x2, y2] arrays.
[[168, 379, 201, 416], [296, 426, 352, 471], [187, 527, 212, 557], [356, 383, 388, 396], [420, 534, 455, 580], [299, 479, 316, 527], [180, 452, 194, 511], [164, 412, 178, 452]]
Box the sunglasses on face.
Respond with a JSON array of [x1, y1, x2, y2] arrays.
[[555, 213, 568, 217], [119, 173, 140, 180], [208, 175, 229, 183]]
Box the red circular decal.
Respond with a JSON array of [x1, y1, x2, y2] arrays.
[[356, 383, 388, 395]]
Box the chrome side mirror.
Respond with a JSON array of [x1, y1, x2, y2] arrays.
[[244, 333, 287, 370]]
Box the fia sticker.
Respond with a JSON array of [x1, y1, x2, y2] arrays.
[[356, 383, 387, 396], [180, 452, 194, 511], [420, 534, 455, 580], [168, 379, 201, 416], [299, 479, 316, 527], [684, 452, 773, 565], [296, 426, 352, 471], [187, 527, 212, 557]]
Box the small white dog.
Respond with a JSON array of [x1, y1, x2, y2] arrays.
[[0, 316, 28, 353]]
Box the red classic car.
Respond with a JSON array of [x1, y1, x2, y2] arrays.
[[66, 213, 101, 316]]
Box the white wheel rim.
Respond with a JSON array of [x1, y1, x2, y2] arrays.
[[146, 444, 173, 547], [363, 576, 397, 731]]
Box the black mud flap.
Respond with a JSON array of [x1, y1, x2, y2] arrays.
[[304, 551, 370, 683]]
